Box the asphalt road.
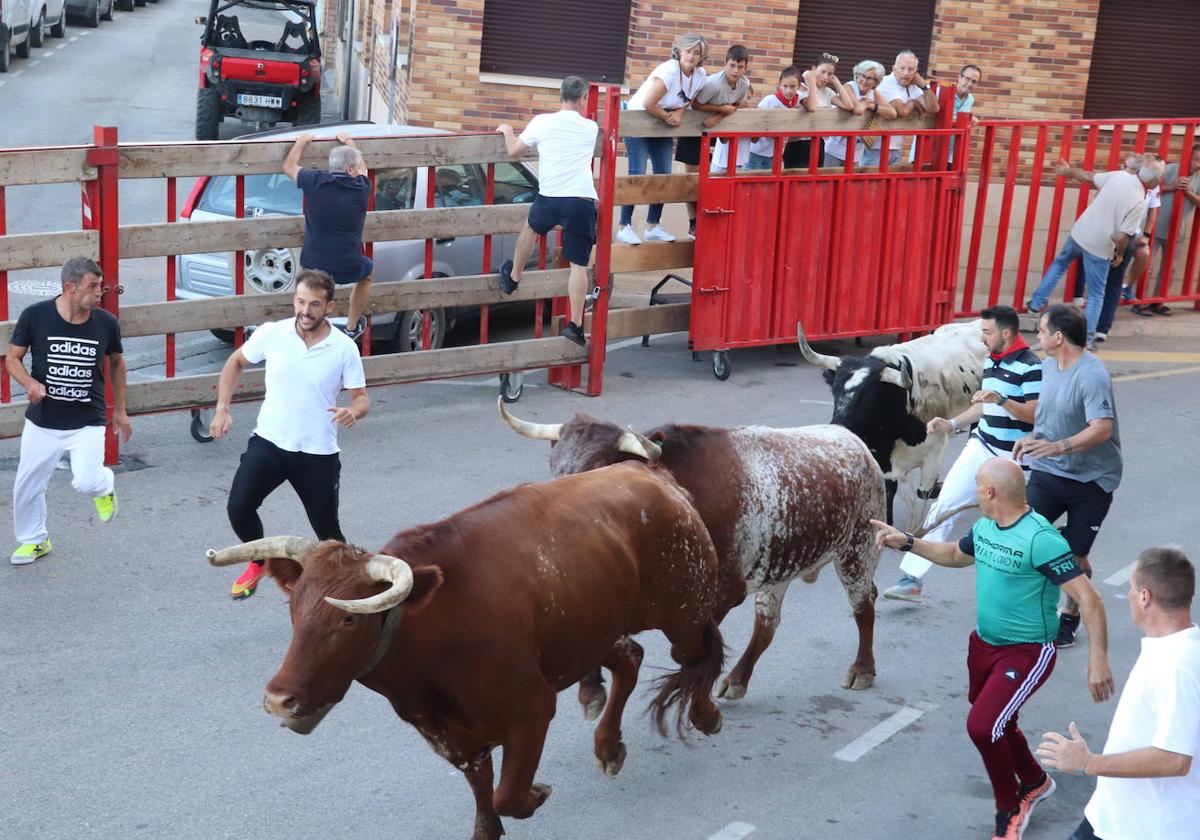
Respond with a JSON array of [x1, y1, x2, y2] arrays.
[[4, 9, 1200, 840]]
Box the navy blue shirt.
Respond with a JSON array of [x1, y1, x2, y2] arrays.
[[296, 168, 370, 282]]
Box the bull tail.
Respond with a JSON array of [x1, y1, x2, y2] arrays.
[[648, 619, 725, 739]]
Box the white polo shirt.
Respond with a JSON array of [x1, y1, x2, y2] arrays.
[[1085, 624, 1200, 840], [241, 318, 366, 455]]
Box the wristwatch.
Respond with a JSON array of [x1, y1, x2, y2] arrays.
[[899, 531, 915, 552], [998, 394, 1009, 406]]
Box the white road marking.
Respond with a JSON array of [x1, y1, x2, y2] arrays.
[[43, 51, 57, 58], [28, 60, 40, 67], [796, 398, 834, 406], [79, 29, 92, 35], [707, 822, 756, 840], [0, 81, 5, 88], [56, 42, 68, 49], [834, 706, 926, 762], [69, 35, 79, 41], [1103, 561, 1137, 587]]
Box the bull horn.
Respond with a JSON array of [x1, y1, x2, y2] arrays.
[[880, 364, 913, 391], [206, 536, 315, 567], [497, 397, 562, 441], [796, 322, 841, 371], [617, 428, 662, 462], [324, 553, 414, 614]]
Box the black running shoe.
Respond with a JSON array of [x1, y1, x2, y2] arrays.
[[1056, 612, 1081, 648], [499, 259, 519, 295], [561, 321, 587, 348]]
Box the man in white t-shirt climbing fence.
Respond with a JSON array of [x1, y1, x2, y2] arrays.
[[1038, 546, 1200, 840], [1027, 156, 1165, 347], [877, 49, 939, 165], [210, 269, 370, 600], [497, 75, 600, 348]]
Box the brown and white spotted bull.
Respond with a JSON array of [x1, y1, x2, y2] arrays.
[[499, 399, 886, 709], [206, 463, 733, 840]]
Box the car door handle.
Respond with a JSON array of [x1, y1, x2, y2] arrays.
[[436, 237, 456, 244]]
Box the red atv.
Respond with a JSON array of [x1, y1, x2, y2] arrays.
[[195, 0, 322, 140]]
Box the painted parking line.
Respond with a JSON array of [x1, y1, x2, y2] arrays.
[[69, 35, 79, 41], [1113, 365, 1200, 383], [1103, 561, 1137, 587], [56, 41, 68, 49], [1097, 349, 1200, 364], [707, 822, 756, 840], [834, 706, 926, 762], [28, 60, 40, 67]]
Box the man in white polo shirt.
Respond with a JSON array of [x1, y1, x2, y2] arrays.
[[496, 75, 599, 348], [209, 269, 369, 599], [878, 50, 939, 165], [1038, 547, 1200, 840]]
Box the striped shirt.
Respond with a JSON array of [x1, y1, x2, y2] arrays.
[[976, 347, 1042, 453]]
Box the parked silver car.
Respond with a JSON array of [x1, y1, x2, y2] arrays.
[[175, 121, 541, 350]]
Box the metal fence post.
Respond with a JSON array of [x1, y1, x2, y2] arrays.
[[89, 126, 121, 466], [584, 84, 621, 397]]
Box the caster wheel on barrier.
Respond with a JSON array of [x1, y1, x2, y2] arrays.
[[500, 371, 524, 403], [711, 351, 732, 381], [190, 408, 214, 443]]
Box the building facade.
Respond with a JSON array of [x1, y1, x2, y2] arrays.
[[321, 0, 1197, 131]]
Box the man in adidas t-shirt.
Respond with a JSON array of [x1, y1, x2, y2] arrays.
[[872, 457, 1113, 840], [7, 257, 130, 565], [497, 75, 599, 348], [885, 305, 1041, 602]]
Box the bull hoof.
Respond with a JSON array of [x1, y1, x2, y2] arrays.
[[842, 671, 875, 690], [699, 710, 723, 736], [530, 783, 552, 809], [597, 742, 627, 777], [581, 687, 607, 721], [716, 677, 746, 700]]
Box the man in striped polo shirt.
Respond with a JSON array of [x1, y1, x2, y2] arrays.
[[872, 458, 1113, 840], [885, 305, 1042, 602]]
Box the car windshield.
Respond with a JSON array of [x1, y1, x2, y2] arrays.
[[209, 0, 311, 51], [198, 173, 302, 217]]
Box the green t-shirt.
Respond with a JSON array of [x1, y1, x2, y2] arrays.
[[958, 510, 1082, 645]]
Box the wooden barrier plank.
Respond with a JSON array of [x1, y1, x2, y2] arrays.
[[553, 303, 690, 339], [612, 173, 697, 205], [618, 108, 935, 138], [0, 336, 586, 439], [610, 241, 694, 274], [0, 230, 101, 272], [0, 148, 95, 186], [106, 270, 572, 337], [116, 134, 540, 180], [118, 204, 531, 259]]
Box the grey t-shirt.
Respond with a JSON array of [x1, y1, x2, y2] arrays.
[[1155, 162, 1197, 240], [694, 70, 750, 107], [1028, 352, 1122, 492]]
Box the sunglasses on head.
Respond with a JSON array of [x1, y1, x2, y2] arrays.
[[822, 52, 839, 64]]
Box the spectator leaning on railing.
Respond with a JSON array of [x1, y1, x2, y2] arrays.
[[877, 50, 939, 165], [1140, 145, 1200, 316], [823, 60, 897, 168]]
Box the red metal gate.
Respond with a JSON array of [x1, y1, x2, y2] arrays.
[[691, 93, 968, 353]]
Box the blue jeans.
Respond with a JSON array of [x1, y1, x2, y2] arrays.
[[1097, 239, 1136, 334], [1029, 235, 1111, 341], [747, 152, 772, 170], [620, 136, 674, 226]]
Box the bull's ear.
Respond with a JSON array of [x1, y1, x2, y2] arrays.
[[401, 566, 445, 613], [900, 414, 927, 446], [265, 558, 304, 594], [822, 369, 835, 386]]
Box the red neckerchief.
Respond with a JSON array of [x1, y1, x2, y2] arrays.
[[991, 335, 1029, 362], [774, 89, 799, 108]]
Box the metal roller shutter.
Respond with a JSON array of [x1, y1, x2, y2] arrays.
[[1084, 0, 1200, 119], [792, 0, 935, 76], [480, 0, 632, 83]]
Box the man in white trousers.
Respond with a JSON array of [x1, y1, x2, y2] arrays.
[[884, 305, 1041, 601], [7, 257, 131, 565]]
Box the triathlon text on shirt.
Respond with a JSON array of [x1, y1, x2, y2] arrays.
[[44, 336, 99, 402]]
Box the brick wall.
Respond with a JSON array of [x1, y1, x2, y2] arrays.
[[324, 0, 1118, 133]]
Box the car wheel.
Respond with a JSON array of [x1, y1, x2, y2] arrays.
[[15, 29, 31, 58], [50, 10, 66, 36], [80, 0, 101, 27], [101, 0, 114, 20], [30, 10, 45, 48], [295, 95, 321, 126], [134, 0, 146, 6], [195, 87, 221, 140], [0, 32, 10, 72], [229, 243, 299, 295], [115, 0, 135, 11], [396, 308, 447, 352]]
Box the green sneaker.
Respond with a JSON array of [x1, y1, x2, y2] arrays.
[[11, 540, 53, 565], [93, 492, 118, 523]]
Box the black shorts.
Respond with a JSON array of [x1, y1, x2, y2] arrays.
[[312, 255, 373, 286], [527, 195, 597, 267], [1026, 470, 1114, 557], [674, 136, 701, 166]]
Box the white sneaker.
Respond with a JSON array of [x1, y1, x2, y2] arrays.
[[644, 225, 676, 243], [616, 225, 642, 245]]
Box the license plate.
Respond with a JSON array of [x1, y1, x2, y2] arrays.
[[237, 94, 283, 109]]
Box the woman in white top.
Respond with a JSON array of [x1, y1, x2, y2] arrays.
[[785, 53, 855, 169], [618, 33, 708, 245], [824, 59, 898, 168]]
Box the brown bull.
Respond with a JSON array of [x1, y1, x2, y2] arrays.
[[499, 399, 886, 714], [206, 463, 735, 840]]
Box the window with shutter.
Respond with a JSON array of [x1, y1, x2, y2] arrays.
[[792, 0, 935, 77], [1084, 0, 1200, 119], [480, 0, 632, 83]]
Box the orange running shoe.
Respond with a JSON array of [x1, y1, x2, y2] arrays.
[[230, 561, 266, 600]]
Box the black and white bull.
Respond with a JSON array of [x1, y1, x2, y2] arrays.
[[499, 399, 887, 707], [797, 320, 987, 523]]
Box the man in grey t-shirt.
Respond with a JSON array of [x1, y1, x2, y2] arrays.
[[1014, 304, 1122, 648], [1148, 147, 1200, 315]]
